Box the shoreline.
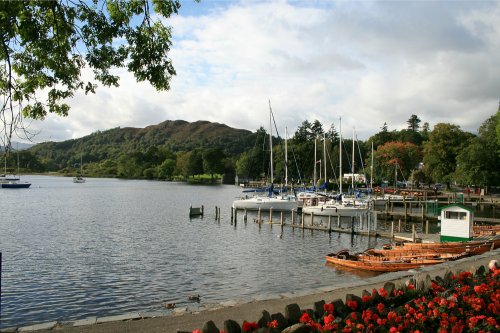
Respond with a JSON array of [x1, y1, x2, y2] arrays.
[[9, 249, 499, 333]]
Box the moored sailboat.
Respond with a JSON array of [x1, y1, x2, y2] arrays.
[[1, 146, 31, 189], [73, 152, 86, 183], [232, 101, 298, 212]]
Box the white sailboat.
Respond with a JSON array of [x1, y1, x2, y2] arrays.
[[1, 145, 31, 188], [302, 119, 368, 217], [232, 101, 298, 212], [73, 152, 86, 183]]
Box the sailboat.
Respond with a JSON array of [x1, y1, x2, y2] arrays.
[[73, 152, 86, 183], [232, 101, 298, 212], [1, 146, 31, 188], [302, 119, 368, 217]]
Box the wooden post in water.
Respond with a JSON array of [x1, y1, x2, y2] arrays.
[[291, 209, 295, 225], [373, 211, 378, 231], [258, 208, 261, 225], [337, 215, 341, 228], [412, 224, 416, 242], [244, 209, 247, 223], [310, 212, 314, 227], [404, 196, 407, 222], [386, 198, 390, 218], [391, 221, 394, 239], [426, 220, 429, 234], [269, 208, 273, 224], [218, 207, 221, 223], [234, 209, 237, 226], [398, 219, 402, 233], [351, 216, 355, 235], [280, 212, 284, 227], [202, 205, 204, 217], [301, 211, 305, 229], [231, 207, 234, 225], [215, 206, 218, 220], [367, 212, 371, 236]]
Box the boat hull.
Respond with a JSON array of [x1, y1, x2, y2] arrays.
[[2, 182, 31, 188], [232, 196, 298, 211], [302, 203, 368, 217], [387, 241, 496, 255], [326, 250, 445, 272]]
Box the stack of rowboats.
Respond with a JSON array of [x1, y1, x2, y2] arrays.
[[326, 239, 500, 272]]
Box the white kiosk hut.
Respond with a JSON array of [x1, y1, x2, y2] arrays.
[[439, 204, 474, 242]]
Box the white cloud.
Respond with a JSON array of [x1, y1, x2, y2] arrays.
[[23, 0, 500, 144]]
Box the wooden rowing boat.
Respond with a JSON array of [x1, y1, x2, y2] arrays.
[[363, 248, 469, 260], [384, 240, 495, 255], [325, 250, 446, 272]]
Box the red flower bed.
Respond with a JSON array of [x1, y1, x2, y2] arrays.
[[192, 265, 499, 333]]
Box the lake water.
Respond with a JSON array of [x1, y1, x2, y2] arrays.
[[0, 175, 386, 329]]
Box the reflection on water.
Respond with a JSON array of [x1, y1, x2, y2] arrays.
[[0, 176, 387, 328]]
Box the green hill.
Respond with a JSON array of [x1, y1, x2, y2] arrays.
[[28, 120, 256, 178]]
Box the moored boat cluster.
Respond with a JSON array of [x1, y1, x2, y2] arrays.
[[326, 239, 500, 272]]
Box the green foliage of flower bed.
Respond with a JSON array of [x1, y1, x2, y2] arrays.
[[191, 265, 499, 333]]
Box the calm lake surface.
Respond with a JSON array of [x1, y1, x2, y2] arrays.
[[0, 175, 387, 329]]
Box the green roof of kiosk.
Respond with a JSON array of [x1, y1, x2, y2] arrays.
[[438, 203, 475, 213]]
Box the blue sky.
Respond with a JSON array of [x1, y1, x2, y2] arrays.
[[29, 0, 500, 143]]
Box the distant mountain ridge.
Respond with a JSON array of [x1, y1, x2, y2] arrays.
[[29, 120, 256, 170], [1, 141, 34, 151]]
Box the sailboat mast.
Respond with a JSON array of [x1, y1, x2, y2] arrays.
[[17, 143, 20, 175], [313, 137, 317, 190], [323, 133, 326, 189], [339, 117, 342, 195], [352, 128, 355, 191], [269, 100, 273, 184], [370, 141, 374, 190], [285, 127, 288, 189]]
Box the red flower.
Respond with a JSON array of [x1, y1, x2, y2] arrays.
[[379, 287, 389, 298], [377, 302, 385, 314], [347, 300, 358, 311], [377, 318, 387, 326], [300, 312, 312, 324], [362, 294, 372, 303], [242, 321, 258, 332], [486, 317, 497, 327], [324, 302, 334, 314], [387, 311, 398, 322], [324, 314, 335, 325], [267, 320, 278, 329], [192, 330, 202, 333]]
